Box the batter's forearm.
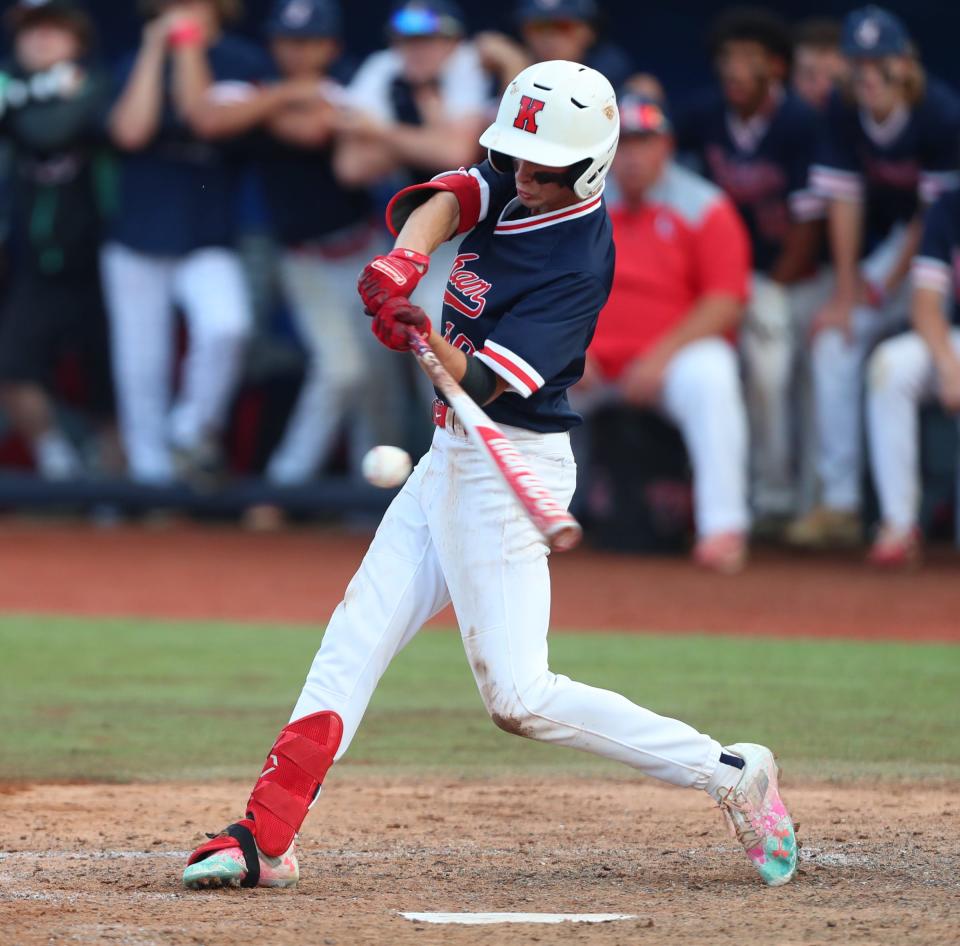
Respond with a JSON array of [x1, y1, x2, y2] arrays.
[[424, 331, 507, 404], [394, 192, 461, 256]]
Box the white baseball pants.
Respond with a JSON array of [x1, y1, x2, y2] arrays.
[[264, 247, 371, 485], [866, 329, 960, 530], [291, 420, 724, 789], [741, 273, 794, 517], [572, 338, 749, 539], [100, 242, 252, 483], [809, 227, 910, 511]]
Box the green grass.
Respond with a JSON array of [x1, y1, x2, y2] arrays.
[[0, 615, 957, 782]]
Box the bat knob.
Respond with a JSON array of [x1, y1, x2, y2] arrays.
[[547, 520, 583, 553]]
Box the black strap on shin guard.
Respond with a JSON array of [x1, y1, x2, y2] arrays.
[[226, 822, 261, 888]]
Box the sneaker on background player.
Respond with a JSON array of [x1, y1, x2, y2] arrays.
[[866, 524, 921, 568], [183, 60, 797, 893], [784, 504, 862, 549]]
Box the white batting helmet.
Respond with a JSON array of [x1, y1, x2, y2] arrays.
[[479, 60, 620, 200]]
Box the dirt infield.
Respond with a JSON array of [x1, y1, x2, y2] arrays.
[[0, 521, 958, 640], [2, 522, 958, 944], [2, 777, 958, 946]]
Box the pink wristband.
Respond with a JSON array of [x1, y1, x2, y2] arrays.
[[169, 21, 205, 48]]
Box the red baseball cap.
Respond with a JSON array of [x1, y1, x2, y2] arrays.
[[618, 94, 672, 136]]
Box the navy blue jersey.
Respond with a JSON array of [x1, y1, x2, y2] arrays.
[[811, 78, 960, 251], [109, 35, 275, 256], [438, 161, 614, 433], [675, 89, 822, 274], [912, 189, 960, 323]]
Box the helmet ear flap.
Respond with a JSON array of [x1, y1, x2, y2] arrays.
[[488, 150, 513, 174], [565, 157, 592, 191]]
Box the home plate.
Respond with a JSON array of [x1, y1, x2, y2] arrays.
[[400, 912, 636, 925]]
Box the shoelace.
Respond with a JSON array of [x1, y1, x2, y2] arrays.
[[715, 788, 764, 851]]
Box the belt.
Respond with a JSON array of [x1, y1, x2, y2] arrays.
[[432, 397, 466, 437]]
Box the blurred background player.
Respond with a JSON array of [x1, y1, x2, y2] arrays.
[[574, 95, 751, 573], [0, 0, 116, 480], [674, 7, 822, 529], [176, 0, 376, 505], [476, 0, 632, 95], [865, 188, 960, 566], [791, 17, 847, 112], [790, 4, 960, 549], [333, 0, 488, 419], [103, 0, 270, 485], [786, 17, 845, 516]]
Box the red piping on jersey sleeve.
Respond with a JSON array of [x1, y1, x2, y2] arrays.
[[476, 344, 543, 397], [386, 171, 483, 237]]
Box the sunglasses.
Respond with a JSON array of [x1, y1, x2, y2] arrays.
[[511, 160, 568, 186]]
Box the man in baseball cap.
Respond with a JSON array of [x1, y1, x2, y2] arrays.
[[266, 0, 341, 41], [841, 4, 910, 58], [477, 0, 631, 95], [265, 0, 344, 80], [578, 92, 752, 574], [5, 0, 94, 60], [388, 0, 465, 40]]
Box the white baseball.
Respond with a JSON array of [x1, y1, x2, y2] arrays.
[[361, 445, 413, 489]]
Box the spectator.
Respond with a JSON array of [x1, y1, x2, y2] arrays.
[[333, 0, 487, 189], [332, 0, 489, 416], [791, 18, 847, 112], [0, 0, 115, 480], [179, 0, 376, 493], [789, 5, 960, 549], [575, 95, 751, 573], [865, 190, 960, 566], [476, 0, 633, 96], [103, 0, 272, 485], [674, 7, 822, 527]]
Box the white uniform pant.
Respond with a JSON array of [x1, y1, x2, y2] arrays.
[[100, 242, 252, 483], [741, 273, 794, 516], [265, 247, 371, 485], [789, 269, 836, 515], [809, 228, 910, 511], [866, 330, 960, 530], [573, 338, 749, 539], [291, 420, 723, 789]]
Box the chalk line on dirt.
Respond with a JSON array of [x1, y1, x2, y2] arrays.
[[401, 913, 636, 925]]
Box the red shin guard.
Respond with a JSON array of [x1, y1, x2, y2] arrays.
[[245, 711, 343, 856]]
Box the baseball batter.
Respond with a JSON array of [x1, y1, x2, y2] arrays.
[[182, 61, 797, 891]]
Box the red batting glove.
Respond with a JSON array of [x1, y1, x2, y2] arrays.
[[358, 248, 430, 315], [371, 297, 432, 352]]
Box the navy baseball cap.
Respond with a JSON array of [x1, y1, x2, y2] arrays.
[[389, 0, 465, 38], [267, 0, 342, 39], [516, 0, 598, 25], [619, 94, 672, 136], [841, 5, 910, 58]]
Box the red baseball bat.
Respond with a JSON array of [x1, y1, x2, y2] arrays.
[[407, 332, 582, 552]]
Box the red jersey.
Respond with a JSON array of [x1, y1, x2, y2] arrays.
[[591, 163, 751, 380]]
